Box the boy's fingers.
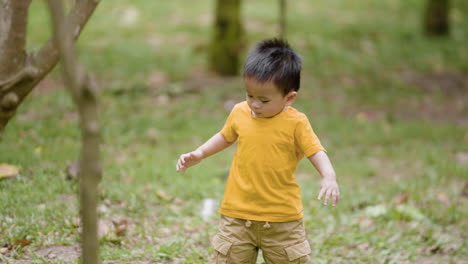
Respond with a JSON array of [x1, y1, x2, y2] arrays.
[[324, 189, 331, 205], [332, 190, 338, 206], [317, 187, 325, 200]]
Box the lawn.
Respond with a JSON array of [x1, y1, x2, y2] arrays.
[[1, 0, 467, 263]]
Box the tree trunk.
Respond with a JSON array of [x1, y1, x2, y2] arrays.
[[0, 0, 100, 139], [0, 0, 31, 137], [424, 0, 450, 36], [279, 0, 286, 38], [48, 1, 102, 264], [209, 0, 244, 76]]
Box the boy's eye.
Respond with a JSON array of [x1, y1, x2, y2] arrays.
[[247, 95, 253, 98], [261, 101, 270, 103]]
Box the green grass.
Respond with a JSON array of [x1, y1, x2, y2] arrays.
[[1, 0, 467, 263]]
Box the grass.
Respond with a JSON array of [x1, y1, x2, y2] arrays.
[[1, 0, 467, 263]]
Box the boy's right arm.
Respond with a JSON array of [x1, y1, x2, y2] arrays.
[[176, 132, 233, 175]]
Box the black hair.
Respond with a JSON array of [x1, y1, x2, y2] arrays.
[[243, 38, 302, 95]]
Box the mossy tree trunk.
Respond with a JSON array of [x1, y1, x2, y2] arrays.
[[0, 0, 100, 139], [209, 0, 244, 76], [424, 0, 450, 36]]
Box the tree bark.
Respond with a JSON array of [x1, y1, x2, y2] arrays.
[[47, 1, 101, 264], [424, 0, 450, 36], [0, 0, 100, 139], [209, 0, 244, 76], [279, 0, 286, 38]]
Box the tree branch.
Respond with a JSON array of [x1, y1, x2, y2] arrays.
[[0, 0, 31, 78], [0, 0, 100, 138], [48, 1, 102, 264]]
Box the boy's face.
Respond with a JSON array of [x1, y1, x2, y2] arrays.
[[244, 77, 297, 118]]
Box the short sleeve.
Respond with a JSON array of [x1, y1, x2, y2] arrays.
[[220, 105, 239, 143], [295, 115, 326, 157]]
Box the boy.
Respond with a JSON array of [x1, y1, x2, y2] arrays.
[[176, 39, 340, 264]]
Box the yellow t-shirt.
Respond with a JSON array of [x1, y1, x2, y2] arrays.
[[219, 101, 326, 222]]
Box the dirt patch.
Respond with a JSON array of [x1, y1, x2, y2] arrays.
[[399, 71, 468, 96], [344, 71, 468, 124], [5, 245, 80, 264], [35, 245, 80, 262], [397, 71, 468, 124]]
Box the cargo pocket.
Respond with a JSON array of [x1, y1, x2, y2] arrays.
[[211, 235, 233, 264], [284, 240, 311, 263]]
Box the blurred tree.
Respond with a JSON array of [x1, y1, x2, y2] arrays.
[[0, 0, 99, 139], [209, 0, 244, 76], [48, 1, 102, 264], [424, 0, 450, 35], [279, 0, 286, 38]]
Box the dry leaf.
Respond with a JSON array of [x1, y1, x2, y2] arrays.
[[14, 239, 32, 248], [395, 192, 409, 204], [0, 163, 19, 180], [112, 219, 129, 236]]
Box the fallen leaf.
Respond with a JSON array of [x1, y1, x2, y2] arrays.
[[394, 192, 409, 204], [0, 164, 19, 180], [113, 219, 129, 236], [14, 239, 32, 248]]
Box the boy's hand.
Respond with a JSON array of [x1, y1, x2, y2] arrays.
[[176, 150, 204, 175], [318, 178, 340, 206]]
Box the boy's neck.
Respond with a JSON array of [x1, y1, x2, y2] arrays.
[[251, 106, 288, 118]]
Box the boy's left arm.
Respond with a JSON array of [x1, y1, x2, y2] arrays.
[[308, 151, 340, 206]]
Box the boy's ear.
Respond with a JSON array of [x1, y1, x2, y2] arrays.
[[285, 91, 297, 106]]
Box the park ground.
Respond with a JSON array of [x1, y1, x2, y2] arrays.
[[0, 0, 467, 263]]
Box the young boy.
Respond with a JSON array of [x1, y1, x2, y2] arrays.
[[176, 39, 340, 264]]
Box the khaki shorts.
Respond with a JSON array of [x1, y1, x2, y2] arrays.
[[211, 215, 311, 264]]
